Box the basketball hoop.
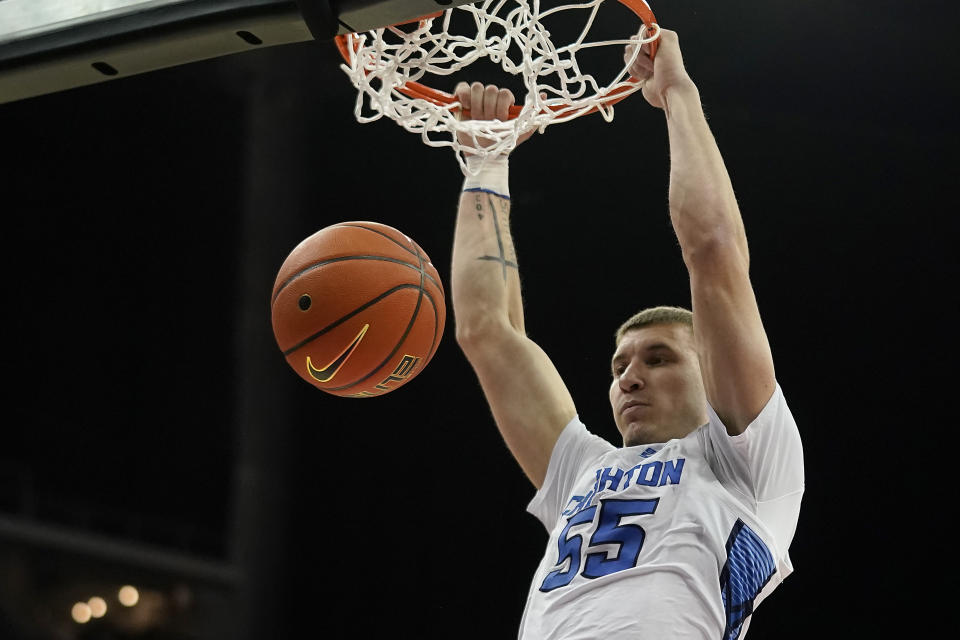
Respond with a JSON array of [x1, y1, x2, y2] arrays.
[[336, 0, 660, 174]]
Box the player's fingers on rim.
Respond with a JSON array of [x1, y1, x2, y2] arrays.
[[627, 52, 653, 75], [482, 84, 500, 119], [470, 82, 486, 118], [455, 82, 470, 107], [656, 28, 677, 50], [495, 88, 514, 121], [625, 47, 650, 72], [454, 82, 471, 119]]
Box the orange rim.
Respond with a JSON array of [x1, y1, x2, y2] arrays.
[[336, 0, 659, 121]]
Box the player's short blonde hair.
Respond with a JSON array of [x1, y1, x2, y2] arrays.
[[615, 306, 693, 345]]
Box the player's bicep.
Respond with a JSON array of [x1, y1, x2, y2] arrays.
[[689, 247, 776, 435], [461, 330, 576, 489]]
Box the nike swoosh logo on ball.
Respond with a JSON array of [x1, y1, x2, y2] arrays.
[[306, 323, 369, 383]]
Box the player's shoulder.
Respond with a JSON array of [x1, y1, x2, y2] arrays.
[[555, 416, 617, 461]]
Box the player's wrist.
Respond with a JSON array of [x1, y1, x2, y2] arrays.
[[462, 155, 510, 199], [659, 78, 699, 111]]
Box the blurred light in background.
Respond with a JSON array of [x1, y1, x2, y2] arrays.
[[119, 584, 139, 607], [89, 595, 107, 618], [71, 601, 92, 623]]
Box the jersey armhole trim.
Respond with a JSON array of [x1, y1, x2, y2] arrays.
[[706, 382, 783, 443]]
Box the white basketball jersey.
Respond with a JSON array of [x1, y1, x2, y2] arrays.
[[519, 384, 804, 640]]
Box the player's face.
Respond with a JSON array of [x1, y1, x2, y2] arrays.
[[609, 324, 708, 447]]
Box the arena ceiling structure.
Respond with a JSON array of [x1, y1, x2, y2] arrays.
[[0, 1, 955, 638]]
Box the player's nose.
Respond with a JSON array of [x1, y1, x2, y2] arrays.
[[618, 361, 645, 392]]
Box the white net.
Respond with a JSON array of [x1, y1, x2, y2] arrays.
[[338, 0, 660, 174]]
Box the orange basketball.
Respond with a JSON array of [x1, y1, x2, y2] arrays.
[[271, 221, 446, 397]]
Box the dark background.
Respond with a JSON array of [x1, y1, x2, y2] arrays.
[[1, 0, 956, 638]]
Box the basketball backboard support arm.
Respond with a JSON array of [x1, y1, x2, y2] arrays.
[[296, 0, 338, 40], [0, 0, 479, 104]]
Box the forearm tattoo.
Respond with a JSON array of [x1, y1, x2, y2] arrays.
[[475, 193, 518, 281]]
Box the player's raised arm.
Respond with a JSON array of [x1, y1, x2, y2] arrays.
[[626, 30, 776, 433], [451, 82, 576, 489]]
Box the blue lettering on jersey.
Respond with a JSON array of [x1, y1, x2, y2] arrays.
[[623, 458, 685, 490], [634, 461, 662, 486], [661, 458, 684, 485], [562, 490, 596, 517], [597, 467, 624, 492], [561, 496, 583, 516], [568, 458, 686, 515]]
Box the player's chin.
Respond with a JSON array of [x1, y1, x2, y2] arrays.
[[622, 421, 656, 448]]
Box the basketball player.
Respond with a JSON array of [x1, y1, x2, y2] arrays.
[[450, 29, 804, 639]]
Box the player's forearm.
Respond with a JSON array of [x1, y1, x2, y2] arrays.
[[451, 190, 525, 344], [664, 82, 749, 267]]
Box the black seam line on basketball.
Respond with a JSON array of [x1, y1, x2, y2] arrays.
[[412, 280, 440, 362], [281, 284, 420, 356], [333, 223, 418, 259], [325, 249, 426, 392], [415, 241, 440, 363], [328, 285, 441, 392], [271, 255, 438, 304], [422, 241, 441, 360], [272, 255, 436, 304], [328, 245, 428, 392], [488, 194, 509, 281]]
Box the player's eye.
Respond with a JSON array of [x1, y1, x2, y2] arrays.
[[646, 357, 664, 366]]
